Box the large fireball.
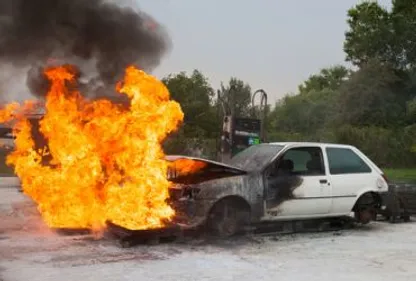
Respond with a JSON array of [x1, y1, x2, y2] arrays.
[[0, 65, 184, 231]]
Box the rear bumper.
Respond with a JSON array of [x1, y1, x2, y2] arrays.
[[379, 190, 389, 206], [378, 190, 389, 212]]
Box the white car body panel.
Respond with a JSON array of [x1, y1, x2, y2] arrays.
[[266, 175, 332, 218], [261, 142, 388, 221]]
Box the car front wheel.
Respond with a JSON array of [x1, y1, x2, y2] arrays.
[[206, 198, 250, 237]]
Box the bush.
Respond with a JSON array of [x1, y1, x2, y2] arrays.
[[334, 125, 416, 168]]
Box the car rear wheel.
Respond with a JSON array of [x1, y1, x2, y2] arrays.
[[353, 192, 380, 224], [206, 198, 250, 238]]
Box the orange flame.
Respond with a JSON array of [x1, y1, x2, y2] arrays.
[[0, 101, 38, 123], [171, 159, 207, 176], [1, 65, 184, 231]]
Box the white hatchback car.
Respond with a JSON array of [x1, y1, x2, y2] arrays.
[[167, 142, 389, 236]]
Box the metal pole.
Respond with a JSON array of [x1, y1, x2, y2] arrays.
[[217, 90, 223, 162], [228, 85, 237, 159], [251, 89, 268, 143], [217, 89, 227, 117], [229, 84, 236, 117], [218, 88, 233, 162]]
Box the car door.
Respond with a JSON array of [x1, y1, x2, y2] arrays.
[[325, 146, 374, 215], [264, 145, 332, 219]]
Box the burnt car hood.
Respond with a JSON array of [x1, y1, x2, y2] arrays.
[[166, 155, 247, 185]]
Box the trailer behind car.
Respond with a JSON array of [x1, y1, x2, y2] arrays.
[[379, 183, 416, 223]]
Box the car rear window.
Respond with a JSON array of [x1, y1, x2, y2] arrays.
[[326, 147, 372, 175]]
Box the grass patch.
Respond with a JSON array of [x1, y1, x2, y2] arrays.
[[384, 168, 416, 184]]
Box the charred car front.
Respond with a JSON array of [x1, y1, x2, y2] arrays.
[[167, 142, 389, 237]]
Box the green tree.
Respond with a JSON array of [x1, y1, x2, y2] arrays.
[[344, 0, 416, 70], [298, 65, 350, 94], [391, 0, 416, 69], [268, 88, 338, 141], [268, 65, 348, 142], [162, 70, 219, 158], [407, 97, 416, 121], [266, 0, 416, 169], [336, 61, 405, 127], [217, 78, 252, 117], [344, 2, 395, 67]]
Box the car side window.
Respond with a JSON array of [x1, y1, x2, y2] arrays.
[[276, 147, 325, 176], [326, 147, 372, 175]]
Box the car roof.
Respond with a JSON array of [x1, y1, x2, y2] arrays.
[[267, 142, 355, 149]]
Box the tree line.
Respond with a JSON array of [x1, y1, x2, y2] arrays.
[[162, 0, 416, 168]]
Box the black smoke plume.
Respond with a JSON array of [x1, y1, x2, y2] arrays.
[[0, 0, 171, 101]]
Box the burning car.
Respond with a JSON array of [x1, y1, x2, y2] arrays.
[[167, 142, 389, 237], [0, 66, 388, 237]]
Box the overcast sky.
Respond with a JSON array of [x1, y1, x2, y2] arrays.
[[136, 0, 391, 103]]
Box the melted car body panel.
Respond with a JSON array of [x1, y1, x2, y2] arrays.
[[167, 155, 270, 223], [167, 155, 247, 185]]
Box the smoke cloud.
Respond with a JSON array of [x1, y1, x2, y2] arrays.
[[0, 0, 171, 101]]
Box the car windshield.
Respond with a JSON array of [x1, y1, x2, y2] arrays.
[[227, 144, 284, 172]]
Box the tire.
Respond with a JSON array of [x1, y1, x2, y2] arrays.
[[353, 193, 379, 224], [206, 198, 250, 238]]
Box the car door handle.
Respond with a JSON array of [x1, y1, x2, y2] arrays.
[[319, 179, 328, 184]]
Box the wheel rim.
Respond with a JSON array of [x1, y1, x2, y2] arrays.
[[211, 202, 239, 237], [221, 217, 238, 236]]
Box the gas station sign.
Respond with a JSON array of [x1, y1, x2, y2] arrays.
[[231, 118, 261, 156]]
